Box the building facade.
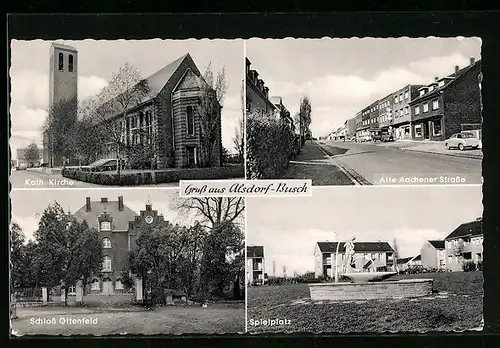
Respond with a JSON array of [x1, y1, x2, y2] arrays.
[[368, 100, 381, 138], [444, 217, 483, 272], [314, 241, 394, 278], [357, 107, 371, 141], [377, 94, 394, 134], [246, 245, 265, 285], [391, 85, 423, 140], [420, 240, 446, 270], [16, 147, 43, 168], [345, 117, 357, 139], [245, 58, 278, 117], [73, 196, 168, 294], [270, 96, 294, 131], [43, 43, 79, 167], [410, 58, 482, 141]]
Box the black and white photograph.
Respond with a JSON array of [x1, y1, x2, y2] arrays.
[[246, 186, 483, 333], [245, 37, 482, 186], [9, 189, 245, 335], [9, 39, 245, 188]]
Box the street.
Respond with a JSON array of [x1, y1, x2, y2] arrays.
[[10, 169, 179, 189], [283, 140, 482, 186]]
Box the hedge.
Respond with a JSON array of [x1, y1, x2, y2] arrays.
[[61, 166, 244, 186], [246, 111, 295, 179]]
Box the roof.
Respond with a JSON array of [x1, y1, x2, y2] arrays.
[[428, 240, 445, 249], [74, 198, 138, 231], [270, 96, 282, 105], [51, 42, 77, 52], [247, 245, 264, 258], [409, 60, 481, 104], [445, 218, 483, 240], [316, 241, 394, 253]]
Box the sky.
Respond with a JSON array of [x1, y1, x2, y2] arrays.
[[9, 39, 244, 157], [246, 37, 482, 137], [246, 186, 483, 277], [10, 188, 198, 241]]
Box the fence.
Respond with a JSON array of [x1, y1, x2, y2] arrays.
[[12, 288, 43, 303]]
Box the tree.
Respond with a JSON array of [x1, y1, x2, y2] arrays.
[[272, 260, 276, 277], [298, 96, 312, 146], [392, 238, 400, 273], [200, 221, 244, 299], [33, 203, 103, 304], [199, 62, 227, 167], [24, 142, 40, 167], [175, 197, 245, 229], [232, 79, 245, 163], [283, 265, 287, 278], [81, 63, 151, 175], [10, 223, 26, 288]]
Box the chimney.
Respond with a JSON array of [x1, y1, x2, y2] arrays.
[[264, 86, 269, 99], [455, 65, 459, 73], [101, 198, 108, 203], [118, 196, 124, 211], [470, 57, 475, 66], [85, 197, 91, 212], [128, 221, 134, 230], [146, 203, 152, 211], [434, 77, 439, 81]]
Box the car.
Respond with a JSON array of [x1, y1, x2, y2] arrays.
[[445, 132, 481, 151], [81, 158, 126, 172], [381, 132, 394, 142], [15, 163, 27, 171]]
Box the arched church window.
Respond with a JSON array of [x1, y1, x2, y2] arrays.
[[58, 52, 64, 71], [186, 106, 194, 135], [68, 54, 74, 72]]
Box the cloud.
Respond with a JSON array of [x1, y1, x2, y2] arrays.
[[79, 75, 108, 100], [10, 69, 49, 111], [11, 214, 39, 242]]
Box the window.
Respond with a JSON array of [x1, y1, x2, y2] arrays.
[[447, 241, 453, 249], [101, 221, 111, 231], [68, 54, 74, 72], [404, 91, 409, 99], [394, 96, 398, 103], [429, 85, 435, 92], [399, 94, 403, 102], [91, 279, 100, 290], [404, 107, 409, 115], [399, 109, 403, 117], [438, 80, 445, 87], [115, 279, 124, 290], [440, 260, 445, 266], [415, 106, 420, 115], [186, 146, 196, 166], [433, 121, 442, 136], [423, 103, 429, 113], [68, 285, 76, 295], [419, 90, 426, 96], [103, 256, 112, 271], [432, 99, 439, 110], [186, 106, 195, 135], [415, 124, 423, 137], [58, 52, 64, 71], [103, 237, 112, 249]]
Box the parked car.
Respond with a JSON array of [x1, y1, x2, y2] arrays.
[[15, 163, 27, 171], [371, 132, 382, 142], [445, 132, 481, 150], [381, 132, 394, 142], [81, 158, 125, 172]]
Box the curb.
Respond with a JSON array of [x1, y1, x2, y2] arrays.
[[402, 148, 483, 160]]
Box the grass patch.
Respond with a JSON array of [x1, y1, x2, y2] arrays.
[[247, 272, 483, 333]]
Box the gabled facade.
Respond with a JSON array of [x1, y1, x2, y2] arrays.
[[420, 240, 446, 270], [409, 57, 482, 141], [444, 217, 483, 272], [314, 241, 394, 278], [246, 245, 265, 285]]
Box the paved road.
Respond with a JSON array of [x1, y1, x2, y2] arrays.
[[315, 140, 482, 185], [10, 169, 179, 189]]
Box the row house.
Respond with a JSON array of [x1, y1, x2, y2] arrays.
[[377, 93, 394, 134], [95, 53, 223, 169], [270, 96, 295, 132], [245, 58, 278, 117], [314, 241, 394, 279], [409, 57, 482, 141], [367, 100, 381, 139], [420, 240, 446, 270], [247, 245, 265, 285], [391, 85, 423, 140], [356, 106, 372, 141], [73, 196, 168, 294], [444, 217, 483, 272], [328, 126, 346, 140]]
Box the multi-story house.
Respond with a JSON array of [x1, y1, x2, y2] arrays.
[[247, 245, 265, 285], [345, 117, 357, 140], [73, 196, 168, 294], [368, 100, 381, 139], [357, 107, 372, 141], [397, 255, 422, 272], [245, 58, 278, 117], [270, 96, 294, 131], [409, 57, 482, 141], [444, 217, 483, 272], [314, 241, 394, 278], [377, 94, 394, 134], [420, 240, 446, 270], [391, 85, 424, 140]]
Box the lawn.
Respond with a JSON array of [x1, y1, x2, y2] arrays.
[[247, 272, 483, 333], [11, 302, 245, 336]]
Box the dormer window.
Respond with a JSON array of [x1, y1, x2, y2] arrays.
[[429, 85, 435, 92], [419, 89, 426, 96], [101, 221, 111, 231], [438, 80, 445, 88]]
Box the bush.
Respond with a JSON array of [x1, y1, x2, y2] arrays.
[[61, 166, 244, 185], [477, 261, 483, 271], [462, 260, 477, 272], [246, 111, 295, 179]]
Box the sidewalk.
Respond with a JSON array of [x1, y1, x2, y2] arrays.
[[375, 140, 483, 159]]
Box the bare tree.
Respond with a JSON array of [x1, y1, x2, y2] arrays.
[[272, 259, 276, 277], [199, 62, 227, 167], [175, 197, 245, 229], [81, 63, 151, 175]]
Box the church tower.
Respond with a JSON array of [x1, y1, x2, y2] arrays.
[[44, 43, 78, 167]]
